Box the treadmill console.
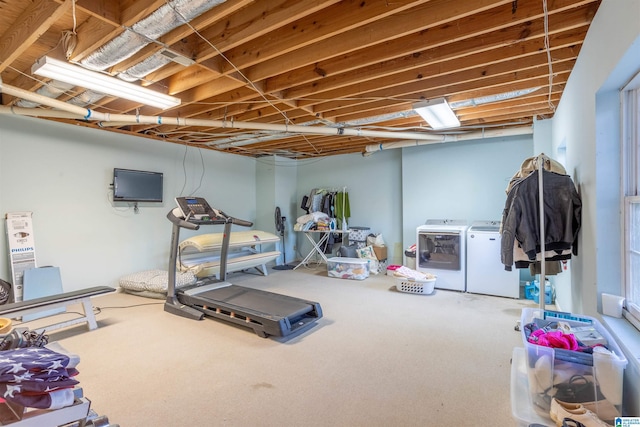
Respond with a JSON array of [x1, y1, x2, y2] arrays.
[[175, 197, 228, 223]]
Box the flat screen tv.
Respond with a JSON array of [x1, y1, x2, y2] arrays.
[[113, 168, 163, 202]]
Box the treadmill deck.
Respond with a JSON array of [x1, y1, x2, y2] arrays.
[[169, 282, 323, 338]]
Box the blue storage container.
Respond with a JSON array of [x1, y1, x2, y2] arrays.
[[525, 280, 554, 304]]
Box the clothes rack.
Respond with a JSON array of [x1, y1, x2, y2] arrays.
[[500, 153, 581, 310], [537, 155, 546, 311]]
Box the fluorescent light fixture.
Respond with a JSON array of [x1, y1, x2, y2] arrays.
[[32, 56, 181, 109], [413, 98, 460, 130]]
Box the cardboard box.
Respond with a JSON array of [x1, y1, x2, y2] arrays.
[[373, 245, 387, 261]]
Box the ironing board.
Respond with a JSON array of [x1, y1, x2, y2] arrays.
[[294, 230, 347, 269]]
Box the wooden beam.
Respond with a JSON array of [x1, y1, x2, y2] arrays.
[[0, 0, 72, 72], [286, 31, 584, 104], [75, 0, 120, 24], [70, 0, 166, 62], [195, 0, 344, 63], [246, 0, 597, 84], [241, 0, 517, 82]]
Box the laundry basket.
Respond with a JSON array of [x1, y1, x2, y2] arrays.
[[395, 276, 436, 295]]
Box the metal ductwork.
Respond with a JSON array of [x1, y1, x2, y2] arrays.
[[80, 0, 226, 80], [117, 54, 173, 82], [20, 1, 227, 109], [15, 80, 74, 108]]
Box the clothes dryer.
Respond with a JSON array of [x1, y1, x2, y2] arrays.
[[466, 220, 520, 298], [416, 220, 468, 291]]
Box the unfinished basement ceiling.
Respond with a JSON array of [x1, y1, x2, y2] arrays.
[[0, 0, 601, 159]]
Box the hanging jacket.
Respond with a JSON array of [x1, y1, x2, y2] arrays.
[[501, 169, 581, 271]]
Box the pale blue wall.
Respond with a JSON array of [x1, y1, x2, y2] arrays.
[[290, 135, 534, 266], [255, 156, 298, 265], [401, 136, 533, 250], [550, 0, 640, 318], [0, 114, 257, 290], [548, 0, 640, 415], [293, 149, 404, 264]]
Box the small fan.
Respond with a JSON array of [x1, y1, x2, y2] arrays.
[[273, 206, 294, 270]]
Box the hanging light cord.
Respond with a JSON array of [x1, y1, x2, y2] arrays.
[[61, 0, 78, 59], [542, 0, 556, 113], [164, 1, 321, 154]]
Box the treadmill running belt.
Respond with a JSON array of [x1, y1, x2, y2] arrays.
[[195, 285, 313, 319]]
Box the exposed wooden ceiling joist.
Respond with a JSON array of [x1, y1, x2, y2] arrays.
[[0, 0, 601, 158]]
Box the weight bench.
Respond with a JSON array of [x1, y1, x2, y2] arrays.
[[0, 286, 115, 333]]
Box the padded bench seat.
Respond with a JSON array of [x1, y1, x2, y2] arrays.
[[0, 286, 115, 333]]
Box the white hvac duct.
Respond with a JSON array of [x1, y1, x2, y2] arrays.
[[0, 106, 85, 119], [0, 81, 531, 153], [0, 81, 444, 143], [362, 126, 533, 155]]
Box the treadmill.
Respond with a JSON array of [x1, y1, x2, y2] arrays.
[[164, 196, 323, 338]]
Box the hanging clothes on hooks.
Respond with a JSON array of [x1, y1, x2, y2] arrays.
[[297, 187, 347, 253], [504, 153, 567, 194], [500, 154, 582, 272], [335, 189, 350, 230]]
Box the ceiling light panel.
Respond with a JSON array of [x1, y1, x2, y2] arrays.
[[32, 56, 181, 109], [413, 98, 460, 130]]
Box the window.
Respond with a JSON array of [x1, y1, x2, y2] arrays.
[[622, 75, 640, 328]]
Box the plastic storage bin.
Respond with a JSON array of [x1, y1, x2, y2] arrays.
[[404, 249, 416, 269], [520, 308, 627, 424], [348, 226, 370, 249], [327, 257, 370, 280], [511, 347, 553, 427]]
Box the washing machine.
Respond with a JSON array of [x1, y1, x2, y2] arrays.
[[416, 220, 468, 291], [466, 220, 520, 298]]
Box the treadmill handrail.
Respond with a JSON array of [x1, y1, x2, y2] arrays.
[[231, 217, 253, 228], [167, 207, 253, 229], [167, 208, 200, 230], [166, 205, 253, 306]]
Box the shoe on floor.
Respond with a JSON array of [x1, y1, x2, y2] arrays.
[[549, 398, 612, 427]]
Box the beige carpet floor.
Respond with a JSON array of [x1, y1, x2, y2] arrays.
[[22, 265, 544, 426]]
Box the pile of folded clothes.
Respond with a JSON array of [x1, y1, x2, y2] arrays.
[[391, 265, 436, 281], [294, 211, 332, 231]]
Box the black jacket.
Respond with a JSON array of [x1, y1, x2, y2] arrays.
[[501, 169, 581, 271]]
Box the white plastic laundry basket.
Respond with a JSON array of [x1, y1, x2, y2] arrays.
[[395, 276, 436, 295]]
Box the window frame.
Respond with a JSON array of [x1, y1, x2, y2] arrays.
[[624, 197, 640, 326], [622, 76, 640, 329]]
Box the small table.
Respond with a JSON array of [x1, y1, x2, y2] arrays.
[[294, 230, 347, 269]]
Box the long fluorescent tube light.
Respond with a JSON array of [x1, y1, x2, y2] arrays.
[[32, 56, 181, 110], [413, 98, 460, 130]]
